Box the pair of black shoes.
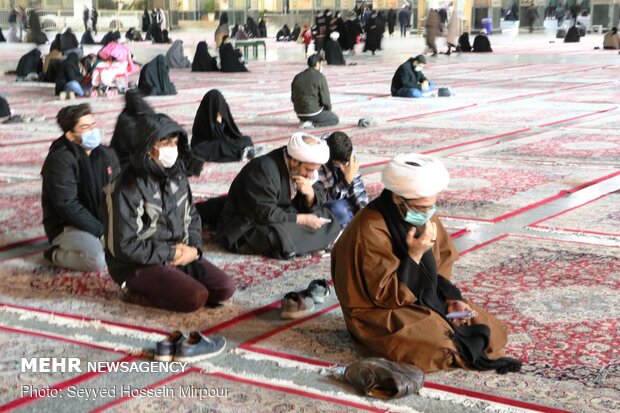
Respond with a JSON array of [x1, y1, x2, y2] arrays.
[[154, 331, 226, 362]]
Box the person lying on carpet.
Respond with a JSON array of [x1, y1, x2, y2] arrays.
[[42, 103, 119, 272], [217, 133, 341, 259], [316, 131, 368, 227], [331, 154, 522, 374], [219, 35, 248, 72], [291, 54, 339, 128], [103, 113, 236, 312], [191, 89, 259, 162], [472, 28, 493, 53], [390, 55, 436, 98]]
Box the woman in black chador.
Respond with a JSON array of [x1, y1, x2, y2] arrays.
[[191, 90, 256, 162]]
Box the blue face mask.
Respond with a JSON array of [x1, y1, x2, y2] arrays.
[[78, 128, 101, 150], [401, 200, 437, 227]]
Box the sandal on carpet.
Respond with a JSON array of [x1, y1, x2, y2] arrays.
[[154, 330, 186, 362], [280, 291, 315, 319], [174, 332, 226, 362], [303, 279, 331, 304]]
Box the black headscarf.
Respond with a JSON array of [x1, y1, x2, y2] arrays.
[[458, 32, 472, 52], [16, 49, 43, 78], [472, 34, 492, 52], [219, 12, 229, 26], [138, 55, 177, 96], [192, 41, 218, 72], [81, 30, 96, 45], [245, 17, 259, 37], [369, 189, 522, 374], [258, 19, 267, 37], [142, 9, 151, 32], [110, 90, 156, 167], [564, 25, 581, 42], [100, 30, 121, 46], [50, 33, 61, 51], [191, 89, 252, 162], [219, 42, 248, 72], [290, 24, 301, 41], [28, 10, 48, 45], [55, 52, 83, 95]]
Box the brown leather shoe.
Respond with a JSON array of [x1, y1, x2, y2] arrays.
[[343, 357, 425, 399]]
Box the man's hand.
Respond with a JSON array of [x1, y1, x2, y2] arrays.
[[171, 243, 198, 266], [421, 80, 430, 91], [446, 300, 475, 326], [292, 175, 314, 197], [337, 156, 360, 185], [297, 214, 327, 230], [406, 221, 437, 263]]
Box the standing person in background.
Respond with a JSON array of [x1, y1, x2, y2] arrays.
[[526, 4, 539, 33], [398, 5, 410, 37], [425, 9, 440, 56], [91, 6, 98, 35], [387, 8, 397, 36], [142, 8, 151, 33], [83, 6, 90, 32]]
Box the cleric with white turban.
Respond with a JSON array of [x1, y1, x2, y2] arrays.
[[381, 153, 449, 199], [286, 132, 330, 165]]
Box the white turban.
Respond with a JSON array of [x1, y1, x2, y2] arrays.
[[287, 132, 330, 164], [330, 31, 340, 40], [381, 154, 449, 199]]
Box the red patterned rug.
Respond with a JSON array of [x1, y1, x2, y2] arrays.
[[237, 235, 620, 413]]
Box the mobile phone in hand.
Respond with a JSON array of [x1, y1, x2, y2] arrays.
[[446, 310, 477, 319]]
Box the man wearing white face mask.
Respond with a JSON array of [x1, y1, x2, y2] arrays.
[[331, 154, 522, 374], [291, 54, 339, 128], [42, 103, 119, 272], [103, 113, 235, 312], [390, 55, 436, 98]]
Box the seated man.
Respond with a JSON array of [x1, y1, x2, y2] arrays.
[[603, 27, 620, 49], [324, 31, 347, 65], [104, 113, 235, 312], [317, 131, 368, 227], [472, 28, 493, 52], [291, 54, 339, 128], [217, 133, 342, 259], [390, 55, 436, 98], [331, 153, 522, 374], [42, 104, 119, 271]]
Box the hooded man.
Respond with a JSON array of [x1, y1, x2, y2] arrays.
[[331, 154, 522, 374], [42, 104, 119, 272], [390, 55, 436, 98], [217, 133, 342, 259], [291, 54, 339, 128], [103, 113, 235, 312]]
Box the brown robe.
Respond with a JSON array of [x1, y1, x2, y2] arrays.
[[331, 209, 509, 373]]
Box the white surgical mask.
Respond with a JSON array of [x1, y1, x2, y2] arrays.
[[414, 66, 423, 72], [157, 146, 178, 168]]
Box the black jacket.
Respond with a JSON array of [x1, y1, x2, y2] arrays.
[[390, 58, 427, 96], [104, 113, 202, 284], [55, 53, 83, 95], [41, 136, 119, 242], [291, 67, 332, 115]]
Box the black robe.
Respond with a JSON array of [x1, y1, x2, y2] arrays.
[[258, 19, 267, 37], [191, 89, 253, 162], [100, 31, 121, 46], [245, 17, 259, 38], [217, 147, 341, 258], [364, 15, 383, 52], [219, 43, 248, 72], [138, 55, 177, 96], [142, 10, 151, 33], [458, 33, 472, 52], [192, 41, 218, 72], [0, 28, 5, 42], [60, 30, 79, 52], [110, 90, 156, 168], [343, 18, 362, 51], [290, 25, 301, 41], [325, 39, 346, 65], [564, 25, 581, 43], [472, 34, 492, 52], [16, 49, 43, 78], [28, 10, 48, 45], [0, 96, 10, 117], [50, 34, 61, 52], [387, 9, 397, 34], [276, 25, 291, 41], [81, 30, 96, 45], [55, 52, 83, 95]]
